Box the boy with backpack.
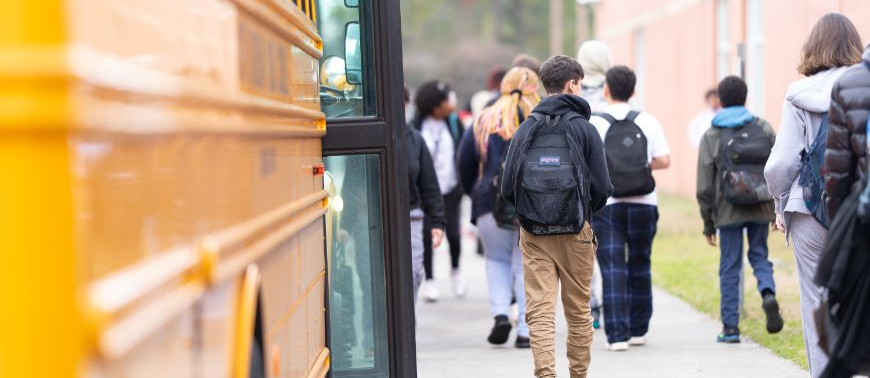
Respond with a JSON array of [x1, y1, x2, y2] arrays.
[[696, 76, 783, 343], [502, 55, 613, 378], [589, 65, 671, 351]]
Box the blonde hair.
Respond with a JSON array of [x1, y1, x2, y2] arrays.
[[473, 67, 541, 156]]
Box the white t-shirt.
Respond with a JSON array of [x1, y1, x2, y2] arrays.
[[590, 103, 671, 206], [687, 108, 717, 148], [420, 117, 458, 194]]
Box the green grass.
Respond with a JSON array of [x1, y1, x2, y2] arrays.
[[652, 193, 808, 370]]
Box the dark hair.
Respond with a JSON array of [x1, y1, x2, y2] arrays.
[[605, 65, 636, 102], [717, 76, 747, 107], [487, 67, 508, 91], [512, 54, 542, 76], [415, 80, 451, 118], [539, 55, 585, 94], [798, 13, 863, 76], [704, 88, 718, 100], [403, 84, 410, 105]]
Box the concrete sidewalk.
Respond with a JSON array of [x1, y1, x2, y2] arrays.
[[416, 239, 808, 378]]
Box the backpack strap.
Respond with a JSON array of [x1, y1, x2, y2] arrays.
[[562, 112, 592, 221], [563, 111, 583, 123], [447, 112, 462, 142], [595, 112, 618, 125], [625, 110, 640, 123]]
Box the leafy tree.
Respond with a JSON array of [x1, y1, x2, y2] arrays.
[[401, 0, 577, 105]]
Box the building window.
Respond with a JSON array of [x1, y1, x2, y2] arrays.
[[716, 0, 731, 79], [632, 27, 646, 110], [745, 0, 764, 116]]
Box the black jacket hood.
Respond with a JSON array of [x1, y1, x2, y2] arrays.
[[533, 93, 592, 119]]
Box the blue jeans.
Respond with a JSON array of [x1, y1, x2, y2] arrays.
[[592, 203, 658, 343], [719, 222, 776, 329], [477, 213, 529, 337]]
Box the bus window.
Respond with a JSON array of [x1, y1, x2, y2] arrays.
[[324, 154, 390, 377], [317, 0, 377, 118]]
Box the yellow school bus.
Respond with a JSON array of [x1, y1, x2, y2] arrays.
[[0, 1, 330, 377]]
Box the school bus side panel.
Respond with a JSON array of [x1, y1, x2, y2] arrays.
[[0, 0, 327, 376]]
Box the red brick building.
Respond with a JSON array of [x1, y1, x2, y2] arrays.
[[593, 0, 870, 196]]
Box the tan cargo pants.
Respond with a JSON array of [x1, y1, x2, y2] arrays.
[[520, 223, 596, 378]]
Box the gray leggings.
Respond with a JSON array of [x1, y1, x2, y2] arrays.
[[410, 209, 425, 303], [788, 212, 829, 378]]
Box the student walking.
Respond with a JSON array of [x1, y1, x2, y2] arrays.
[[577, 40, 613, 329], [687, 89, 721, 148], [457, 66, 541, 348], [470, 67, 507, 119], [403, 85, 447, 302], [412, 81, 467, 302], [763, 13, 863, 377], [696, 76, 783, 343], [825, 44, 870, 220], [577, 40, 612, 113], [816, 42, 870, 378], [501, 55, 613, 378], [589, 65, 671, 351]]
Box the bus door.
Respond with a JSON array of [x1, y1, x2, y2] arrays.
[[316, 0, 416, 377]]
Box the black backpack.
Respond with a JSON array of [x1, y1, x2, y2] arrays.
[[485, 144, 518, 229], [597, 111, 655, 198], [718, 118, 774, 205], [513, 111, 591, 236]]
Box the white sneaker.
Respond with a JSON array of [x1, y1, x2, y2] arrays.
[[423, 280, 439, 303], [606, 341, 629, 351], [451, 269, 467, 298], [628, 336, 647, 346]]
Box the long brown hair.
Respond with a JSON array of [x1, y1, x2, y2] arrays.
[[798, 13, 863, 76]]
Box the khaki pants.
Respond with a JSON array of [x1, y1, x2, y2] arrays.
[[520, 223, 596, 378]]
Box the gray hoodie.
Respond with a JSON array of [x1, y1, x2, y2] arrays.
[[764, 67, 849, 232]]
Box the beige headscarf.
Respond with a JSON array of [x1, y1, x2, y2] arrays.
[[577, 40, 612, 87], [473, 67, 541, 157]]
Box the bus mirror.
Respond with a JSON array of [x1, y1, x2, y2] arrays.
[[321, 56, 351, 90], [345, 0, 358, 7], [344, 22, 362, 85]]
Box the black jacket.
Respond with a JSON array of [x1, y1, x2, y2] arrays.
[[500, 94, 613, 225], [825, 49, 870, 219], [814, 193, 870, 378], [405, 124, 446, 229]]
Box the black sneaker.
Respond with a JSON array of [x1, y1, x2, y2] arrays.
[[763, 293, 784, 334], [487, 315, 512, 345], [716, 327, 740, 343], [515, 336, 530, 349]]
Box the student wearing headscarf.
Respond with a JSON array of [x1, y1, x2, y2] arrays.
[[578, 40, 613, 113], [577, 39, 613, 328]]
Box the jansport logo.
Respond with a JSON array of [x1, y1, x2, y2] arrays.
[[539, 156, 561, 166]]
